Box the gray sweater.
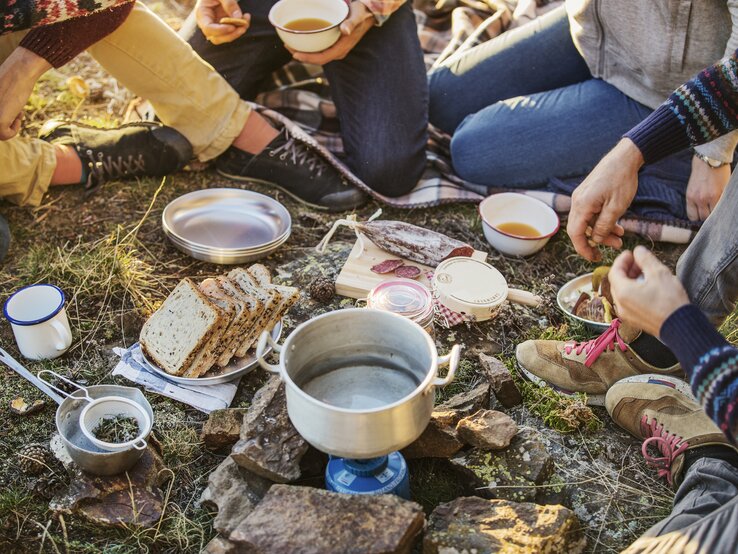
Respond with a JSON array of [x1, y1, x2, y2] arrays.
[[566, 0, 738, 163]]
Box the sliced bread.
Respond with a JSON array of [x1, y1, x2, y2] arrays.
[[228, 268, 282, 358], [140, 278, 225, 376], [246, 267, 300, 334], [215, 276, 262, 366], [197, 279, 239, 372]]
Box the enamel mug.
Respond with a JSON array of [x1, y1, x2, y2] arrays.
[[3, 284, 73, 360]]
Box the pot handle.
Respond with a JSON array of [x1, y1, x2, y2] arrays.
[[256, 331, 282, 374], [433, 344, 461, 387], [507, 288, 542, 308]]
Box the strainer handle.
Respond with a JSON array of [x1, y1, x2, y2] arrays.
[[433, 344, 461, 387], [37, 370, 92, 402], [256, 331, 282, 374], [132, 438, 147, 451]]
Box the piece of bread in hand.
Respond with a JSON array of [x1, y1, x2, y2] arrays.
[[140, 278, 226, 376]]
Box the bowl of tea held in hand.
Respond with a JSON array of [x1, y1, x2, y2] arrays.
[[479, 193, 560, 257], [269, 0, 349, 53]]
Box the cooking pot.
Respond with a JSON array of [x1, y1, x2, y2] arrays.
[[256, 308, 460, 459]]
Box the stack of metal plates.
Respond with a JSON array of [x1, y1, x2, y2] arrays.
[[162, 188, 291, 264]]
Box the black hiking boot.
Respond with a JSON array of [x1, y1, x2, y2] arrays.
[[215, 128, 367, 212], [39, 120, 192, 193], [0, 214, 10, 264]]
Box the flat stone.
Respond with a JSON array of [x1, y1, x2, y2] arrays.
[[402, 410, 464, 459], [230, 485, 425, 553], [450, 428, 553, 502], [50, 444, 167, 527], [424, 496, 586, 554], [202, 537, 238, 554], [50, 433, 74, 469], [479, 353, 522, 408], [200, 456, 272, 536], [10, 397, 46, 416], [201, 408, 246, 450], [456, 410, 518, 450], [231, 376, 309, 483], [436, 383, 491, 418]]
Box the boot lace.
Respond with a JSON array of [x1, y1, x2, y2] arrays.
[[640, 415, 689, 485], [83, 148, 146, 190], [268, 131, 328, 178], [563, 318, 628, 367]]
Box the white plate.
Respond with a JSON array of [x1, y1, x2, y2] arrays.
[[556, 273, 610, 333], [141, 320, 283, 385]]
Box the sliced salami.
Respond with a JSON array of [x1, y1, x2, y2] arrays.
[[371, 259, 405, 274], [395, 265, 421, 279]]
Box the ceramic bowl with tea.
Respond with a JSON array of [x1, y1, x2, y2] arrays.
[[479, 193, 560, 257], [269, 0, 349, 53]]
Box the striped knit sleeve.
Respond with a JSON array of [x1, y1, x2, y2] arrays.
[[660, 305, 738, 444], [625, 49, 738, 164]]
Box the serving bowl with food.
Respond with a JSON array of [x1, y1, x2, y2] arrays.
[[557, 267, 616, 332]]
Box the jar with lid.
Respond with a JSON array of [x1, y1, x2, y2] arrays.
[[366, 279, 436, 340]]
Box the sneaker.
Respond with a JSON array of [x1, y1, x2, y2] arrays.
[[215, 128, 367, 212], [39, 120, 192, 193], [606, 374, 734, 486], [515, 319, 682, 405]]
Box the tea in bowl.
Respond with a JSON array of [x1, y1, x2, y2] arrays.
[[269, 0, 349, 53], [479, 193, 560, 257]]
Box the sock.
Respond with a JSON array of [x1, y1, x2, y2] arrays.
[[682, 445, 738, 474], [630, 333, 678, 368]]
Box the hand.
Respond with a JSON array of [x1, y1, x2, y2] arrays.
[[290, 1, 374, 65], [608, 246, 690, 338], [567, 139, 644, 261], [686, 155, 730, 221], [195, 0, 249, 45], [0, 47, 50, 140]]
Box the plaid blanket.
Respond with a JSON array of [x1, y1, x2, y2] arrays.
[[253, 0, 697, 244]]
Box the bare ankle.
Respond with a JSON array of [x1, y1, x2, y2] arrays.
[[232, 111, 280, 155], [50, 145, 83, 185]]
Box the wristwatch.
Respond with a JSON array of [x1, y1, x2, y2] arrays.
[[694, 151, 730, 168]]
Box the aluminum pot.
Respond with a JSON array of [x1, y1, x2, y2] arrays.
[[257, 308, 460, 459]]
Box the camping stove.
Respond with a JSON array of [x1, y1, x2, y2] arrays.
[[325, 452, 410, 499]]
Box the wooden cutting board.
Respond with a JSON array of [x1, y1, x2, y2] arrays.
[[335, 237, 488, 299]]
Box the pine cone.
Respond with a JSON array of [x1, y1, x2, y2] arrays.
[[17, 443, 50, 476], [308, 276, 335, 304], [32, 474, 64, 500]]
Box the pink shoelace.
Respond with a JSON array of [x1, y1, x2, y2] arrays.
[[640, 415, 689, 485], [563, 319, 628, 367]]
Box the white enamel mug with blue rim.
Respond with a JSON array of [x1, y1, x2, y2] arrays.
[[3, 284, 73, 360]]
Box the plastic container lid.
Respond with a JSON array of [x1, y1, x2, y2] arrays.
[[432, 257, 508, 321], [366, 279, 433, 321]]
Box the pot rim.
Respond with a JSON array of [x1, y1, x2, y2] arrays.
[[278, 308, 439, 414]]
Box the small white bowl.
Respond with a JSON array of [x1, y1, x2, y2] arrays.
[[80, 396, 151, 452], [269, 0, 349, 53], [479, 193, 560, 257]]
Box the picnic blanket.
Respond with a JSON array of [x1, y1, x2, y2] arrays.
[[251, 0, 697, 244]]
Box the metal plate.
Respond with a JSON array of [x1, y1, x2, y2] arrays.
[[162, 188, 292, 251], [141, 320, 283, 385], [556, 273, 609, 333], [164, 228, 290, 265]]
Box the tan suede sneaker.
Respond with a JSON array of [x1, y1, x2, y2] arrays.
[[606, 374, 735, 486], [515, 319, 682, 405]]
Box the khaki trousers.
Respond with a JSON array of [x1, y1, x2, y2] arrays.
[[0, 1, 251, 206]]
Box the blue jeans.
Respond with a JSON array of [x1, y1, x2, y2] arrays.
[[180, 1, 428, 197], [428, 6, 692, 193]]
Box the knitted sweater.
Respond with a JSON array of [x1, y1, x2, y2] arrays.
[[626, 48, 738, 164], [2, 0, 134, 67], [661, 305, 738, 444]]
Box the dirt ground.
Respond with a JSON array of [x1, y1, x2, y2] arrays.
[[1, 2, 735, 553]]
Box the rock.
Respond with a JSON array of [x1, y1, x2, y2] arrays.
[[436, 383, 491, 418], [424, 496, 586, 554], [450, 428, 553, 502], [202, 537, 238, 554], [230, 485, 424, 553], [456, 410, 518, 450], [231, 376, 309, 483], [201, 409, 246, 449], [401, 410, 464, 459], [50, 445, 168, 527], [50, 433, 73, 469], [479, 353, 522, 408], [10, 397, 46, 416], [200, 456, 272, 536]]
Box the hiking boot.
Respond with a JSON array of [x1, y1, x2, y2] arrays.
[[0, 214, 10, 264], [215, 128, 367, 212], [39, 120, 192, 193], [606, 374, 735, 486], [515, 319, 682, 405]]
